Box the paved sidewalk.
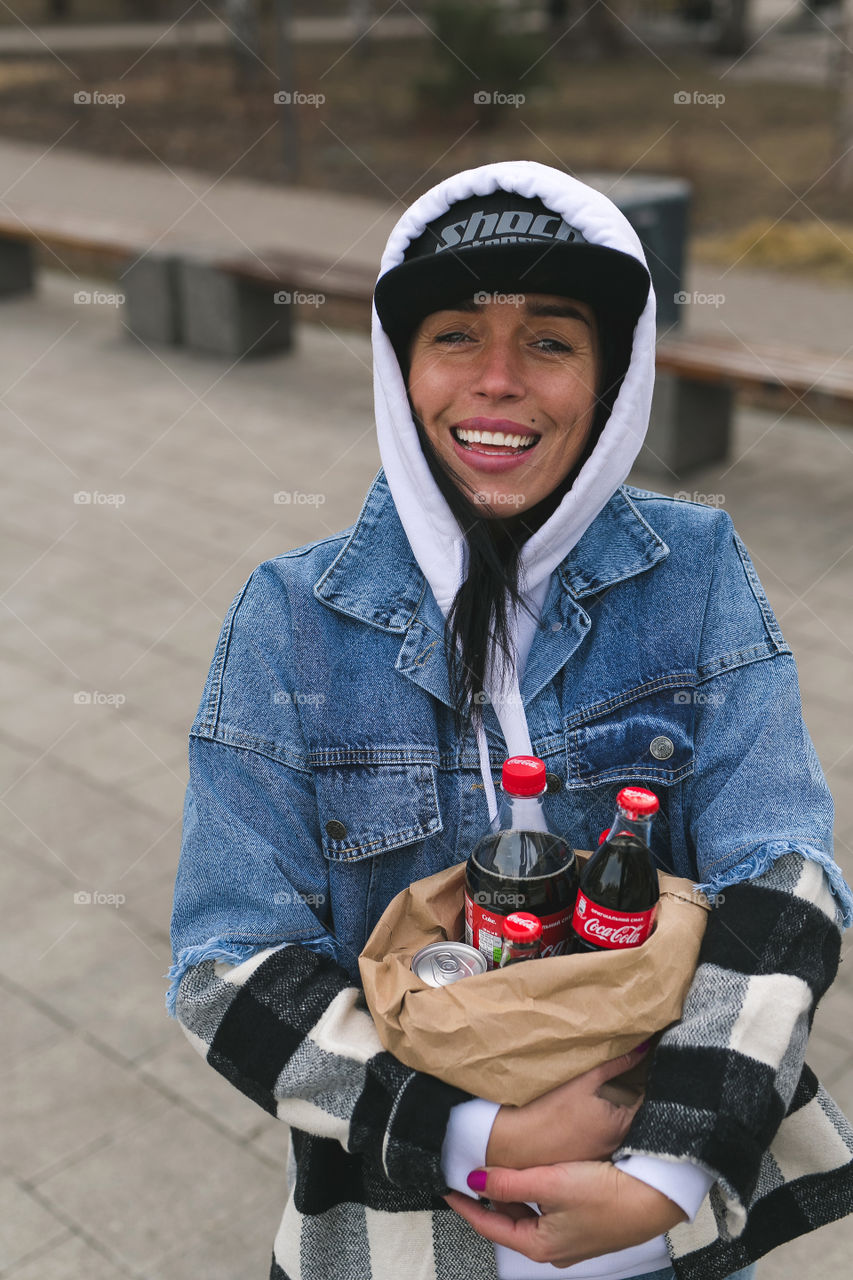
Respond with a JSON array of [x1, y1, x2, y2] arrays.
[[1, 149, 853, 1276]]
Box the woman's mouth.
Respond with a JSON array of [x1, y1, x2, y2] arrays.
[[448, 421, 542, 474], [451, 426, 539, 456]]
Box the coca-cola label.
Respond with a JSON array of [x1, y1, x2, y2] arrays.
[[571, 891, 656, 950], [464, 890, 572, 969]]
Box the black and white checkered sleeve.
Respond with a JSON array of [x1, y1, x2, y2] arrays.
[[615, 851, 844, 1223], [172, 940, 472, 1194]]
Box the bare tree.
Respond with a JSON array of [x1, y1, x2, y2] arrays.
[[714, 0, 750, 57], [836, 0, 853, 191], [223, 0, 264, 91], [547, 0, 628, 58]]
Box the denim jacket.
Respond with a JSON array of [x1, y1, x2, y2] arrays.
[[168, 472, 853, 1280], [170, 471, 849, 988]]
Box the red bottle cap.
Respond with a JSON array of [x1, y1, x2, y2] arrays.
[[502, 912, 543, 942], [616, 787, 660, 820], [502, 756, 547, 796]]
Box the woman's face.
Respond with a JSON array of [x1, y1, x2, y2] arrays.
[[407, 292, 601, 516]]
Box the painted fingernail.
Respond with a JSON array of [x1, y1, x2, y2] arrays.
[[467, 1169, 488, 1193], [636, 1039, 652, 1053]]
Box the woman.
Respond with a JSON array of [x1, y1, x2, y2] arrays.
[[166, 161, 853, 1280]]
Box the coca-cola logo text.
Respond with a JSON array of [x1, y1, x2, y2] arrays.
[[539, 940, 570, 958], [579, 918, 645, 946]]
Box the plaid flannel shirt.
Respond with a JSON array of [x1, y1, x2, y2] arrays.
[[171, 849, 853, 1280]]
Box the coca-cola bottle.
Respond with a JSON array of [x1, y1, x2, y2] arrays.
[[498, 912, 542, 967], [570, 787, 660, 954], [464, 756, 578, 969]]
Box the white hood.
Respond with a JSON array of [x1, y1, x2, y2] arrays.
[[371, 160, 657, 818]]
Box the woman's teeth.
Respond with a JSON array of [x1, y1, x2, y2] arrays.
[[453, 427, 537, 452]]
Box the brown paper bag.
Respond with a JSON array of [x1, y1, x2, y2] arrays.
[[358, 855, 710, 1106]]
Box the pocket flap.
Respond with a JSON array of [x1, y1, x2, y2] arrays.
[[315, 762, 443, 862]]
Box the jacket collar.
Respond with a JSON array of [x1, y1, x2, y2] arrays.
[[315, 472, 668, 634]]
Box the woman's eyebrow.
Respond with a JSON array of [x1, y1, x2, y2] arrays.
[[445, 297, 591, 327], [523, 300, 592, 327]]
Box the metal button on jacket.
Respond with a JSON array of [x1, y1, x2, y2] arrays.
[[649, 735, 674, 761], [325, 820, 347, 840]]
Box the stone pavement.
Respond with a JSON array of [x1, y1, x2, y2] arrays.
[[2, 175, 853, 1277]]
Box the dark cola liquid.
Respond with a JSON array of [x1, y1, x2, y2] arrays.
[[468, 831, 577, 915], [465, 831, 578, 964], [571, 832, 660, 954]]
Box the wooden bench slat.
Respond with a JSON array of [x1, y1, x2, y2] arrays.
[[0, 209, 147, 260], [656, 337, 853, 399]]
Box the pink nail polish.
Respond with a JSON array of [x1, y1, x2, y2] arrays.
[[467, 1169, 488, 1193]]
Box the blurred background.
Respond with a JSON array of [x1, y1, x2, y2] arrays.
[[1, 2, 852, 1277]]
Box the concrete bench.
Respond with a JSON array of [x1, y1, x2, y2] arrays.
[[645, 335, 853, 473], [0, 212, 375, 357]]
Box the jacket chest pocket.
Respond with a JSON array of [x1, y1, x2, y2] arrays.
[[314, 761, 443, 862], [566, 687, 695, 789]]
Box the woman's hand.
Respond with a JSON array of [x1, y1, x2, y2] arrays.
[[485, 1045, 647, 1169], [445, 1161, 686, 1268]]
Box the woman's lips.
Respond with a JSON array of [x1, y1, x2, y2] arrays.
[[449, 419, 541, 474]]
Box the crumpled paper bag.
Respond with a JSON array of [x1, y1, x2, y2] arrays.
[[359, 855, 710, 1106]]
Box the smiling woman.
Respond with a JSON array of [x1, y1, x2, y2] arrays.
[[167, 161, 853, 1280]]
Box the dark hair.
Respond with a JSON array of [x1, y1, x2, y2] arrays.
[[401, 308, 634, 742]]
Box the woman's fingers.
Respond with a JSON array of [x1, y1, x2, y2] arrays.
[[590, 1041, 650, 1087], [489, 1199, 539, 1222], [443, 1189, 546, 1257], [466, 1164, 564, 1212], [446, 1162, 686, 1269]]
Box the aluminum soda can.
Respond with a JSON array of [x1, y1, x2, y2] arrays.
[[411, 941, 488, 987]]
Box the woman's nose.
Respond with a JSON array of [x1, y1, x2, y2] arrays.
[[469, 339, 526, 399]]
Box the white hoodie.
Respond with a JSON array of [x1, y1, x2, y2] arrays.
[[372, 161, 712, 1279]]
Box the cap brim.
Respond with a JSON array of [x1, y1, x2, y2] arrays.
[[374, 241, 650, 355]]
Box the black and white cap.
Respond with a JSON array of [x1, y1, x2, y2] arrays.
[[373, 190, 651, 365]]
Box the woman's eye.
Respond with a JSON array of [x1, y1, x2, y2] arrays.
[[433, 331, 472, 345], [535, 337, 573, 353]]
